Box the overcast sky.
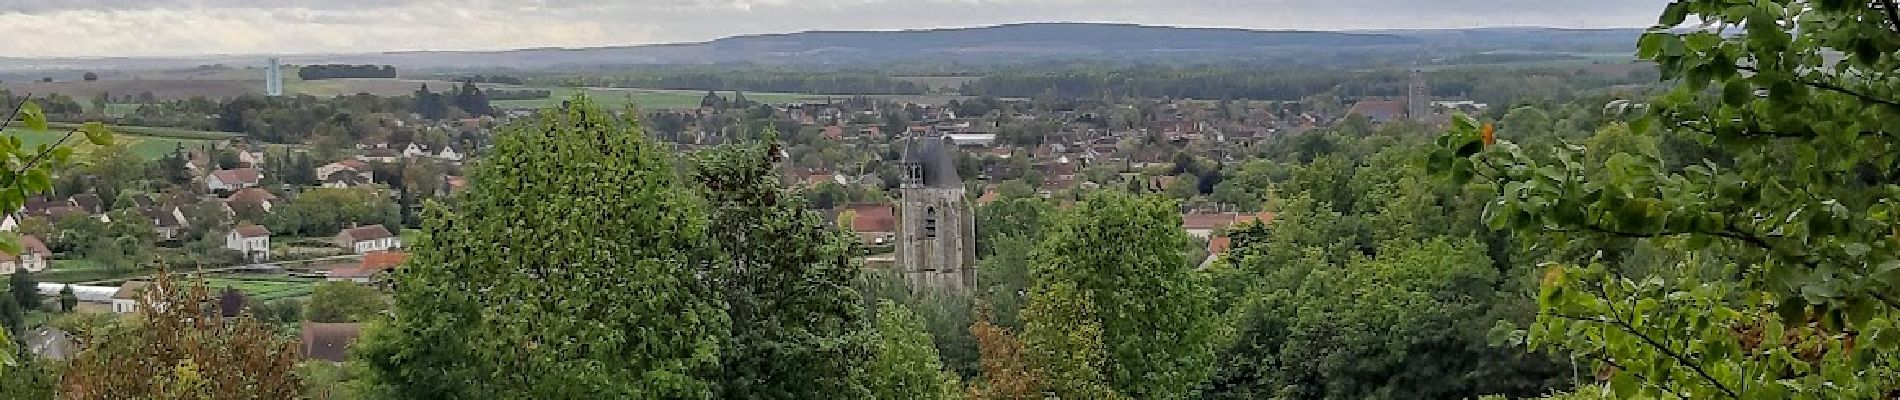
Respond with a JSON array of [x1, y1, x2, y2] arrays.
[[0, 0, 1671, 57]]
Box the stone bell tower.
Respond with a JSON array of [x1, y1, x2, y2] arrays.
[[896, 135, 975, 292]]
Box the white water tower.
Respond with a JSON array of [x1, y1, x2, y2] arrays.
[[265, 57, 283, 97]]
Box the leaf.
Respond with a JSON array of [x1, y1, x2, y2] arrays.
[[80, 121, 114, 146], [18, 101, 46, 131]]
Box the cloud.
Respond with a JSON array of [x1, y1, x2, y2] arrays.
[[0, 0, 1670, 57]]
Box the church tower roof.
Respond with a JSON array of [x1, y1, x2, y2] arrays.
[[902, 136, 963, 189]]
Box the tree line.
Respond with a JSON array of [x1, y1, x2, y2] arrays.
[[298, 65, 398, 80], [542, 71, 928, 95]]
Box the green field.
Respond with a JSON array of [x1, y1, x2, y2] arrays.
[[39, 259, 147, 284], [202, 275, 324, 301], [2, 123, 231, 159], [492, 87, 828, 111]]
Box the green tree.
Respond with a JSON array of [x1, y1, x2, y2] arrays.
[[692, 139, 871, 398], [360, 96, 728, 398], [59, 285, 78, 312], [303, 281, 387, 323], [863, 301, 962, 400], [9, 270, 37, 311], [1434, 1, 1900, 397], [1022, 192, 1218, 399]]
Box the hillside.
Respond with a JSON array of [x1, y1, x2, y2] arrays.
[[0, 23, 1642, 72]]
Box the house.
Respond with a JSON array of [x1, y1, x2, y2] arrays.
[[435, 146, 463, 162], [1347, 100, 1408, 123], [1181, 211, 1276, 239], [356, 149, 400, 163], [111, 281, 151, 314], [836, 204, 896, 245], [327, 251, 408, 283], [69, 193, 104, 214], [323, 170, 373, 188], [335, 225, 400, 254], [301, 322, 364, 363], [237, 150, 265, 168], [226, 224, 271, 262], [207, 168, 262, 191], [145, 207, 189, 240], [316, 160, 373, 182], [402, 143, 429, 158], [225, 187, 279, 214], [0, 235, 51, 275]]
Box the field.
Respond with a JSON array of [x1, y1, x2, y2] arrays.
[[1, 78, 260, 100], [202, 274, 324, 301], [1, 123, 229, 159], [38, 259, 146, 284]]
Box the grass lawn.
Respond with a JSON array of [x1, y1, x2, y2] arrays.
[[1, 124, 226, 159], [202, 275, 323, 302], [38, 259, 147, 284], [493, 87, 828, 111]]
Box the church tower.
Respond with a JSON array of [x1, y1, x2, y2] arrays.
[[1406, 68, 1429, 120], [897, 135, 975, 292]]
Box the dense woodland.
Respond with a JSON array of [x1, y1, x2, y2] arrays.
[[2, 0, 1898, 399], [297, 65, 398, 80]]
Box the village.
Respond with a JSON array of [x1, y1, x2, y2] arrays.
[[0, 69, 1484, 366]]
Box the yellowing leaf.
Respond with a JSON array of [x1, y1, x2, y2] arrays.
[[80, 121, 114, 146]]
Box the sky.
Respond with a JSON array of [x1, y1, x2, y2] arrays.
[[0, 0, 1672, 57]]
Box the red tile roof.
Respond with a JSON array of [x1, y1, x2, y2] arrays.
[[301, 323, 363, 362], [233, 224, 270, 238], [225, 188, 278, 206], [339, 225, 394, 242], [7, 235, 50, 257], [843, 204, 896, 233], [360, 251, 408, 272], [210, 168, 261, 185], [1208, 236, 1234, 255]]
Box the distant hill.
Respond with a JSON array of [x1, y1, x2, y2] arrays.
[[0, 23, 1643, 72]]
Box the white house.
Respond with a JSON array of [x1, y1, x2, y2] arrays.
[[0, 215, 16, 232], [237, 150, 265, 168], [0, 235, 51, 275], [435, 146, 463, 162], [111, 281, 151, 314], [402, 143, 430, 158], [226, 224, 271, 262], [335, 225, 400, 254], [206, 168, 262, 191]]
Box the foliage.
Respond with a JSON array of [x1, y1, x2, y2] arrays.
[[60, 273, 302, 399], [1434, 0, 1900, 398], [692, 138, 870, 398], [1021, 191, 1218, 399], [360, 96, 728, 398], [58, 285, 78, 313], [0, 357, 61, 399], [967, 310, 1044, 399], [303, 281, 387, 323], [863, 300, 963, 399], [10, 270, 38, 311], [264, 186, 400, 237]]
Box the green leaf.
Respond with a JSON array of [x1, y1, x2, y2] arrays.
[[18, 101, 46, 131], [1722, 80, 1751, 106], [80, 122, 114, 146]]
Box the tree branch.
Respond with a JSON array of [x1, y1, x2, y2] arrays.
[[0, 95, 30, 133], [1738, 65, 1900, 109], [1548, 309, 1741, 398]]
